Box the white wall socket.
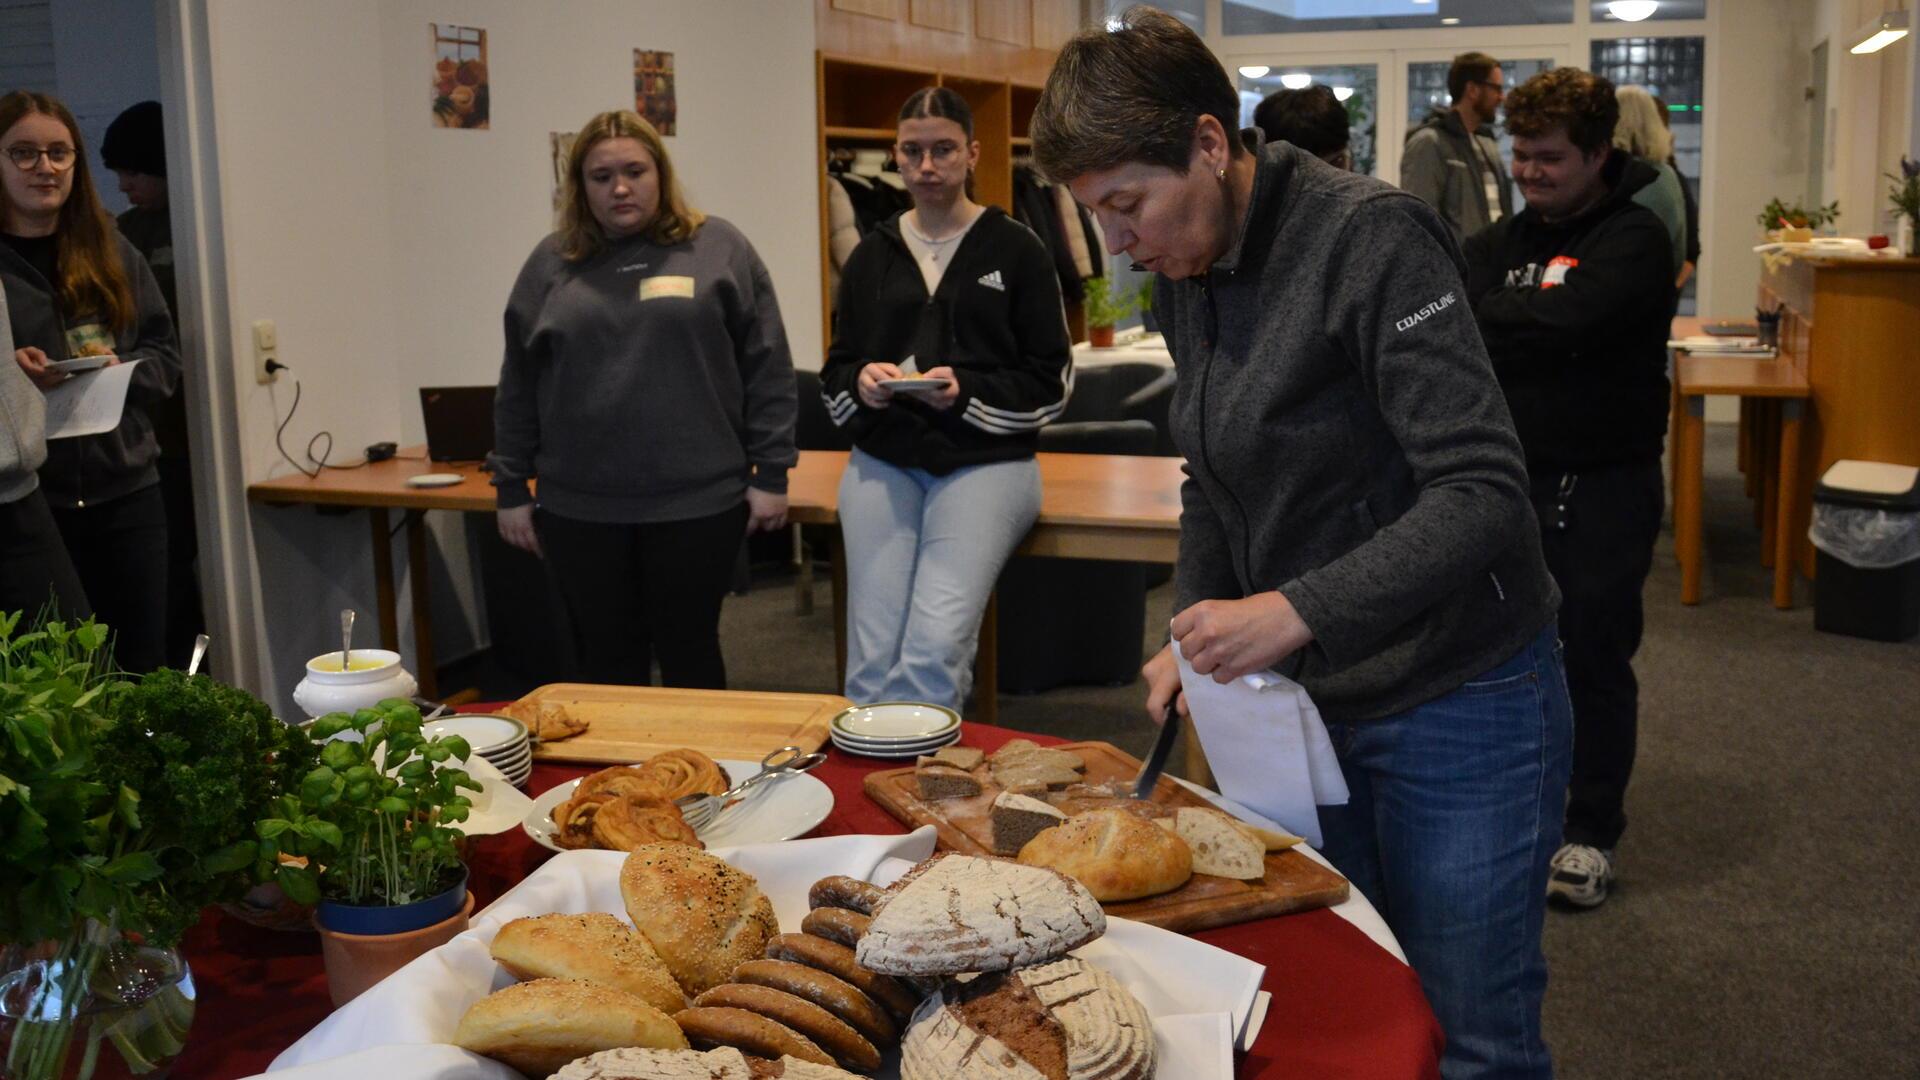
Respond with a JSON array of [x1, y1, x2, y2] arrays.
[[253, 319, 279, 384]]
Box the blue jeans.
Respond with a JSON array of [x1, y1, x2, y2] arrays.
[[837, 447, 1041, 711], [1317, 625, 1572, 1080]]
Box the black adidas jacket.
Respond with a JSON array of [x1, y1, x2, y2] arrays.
[[820, 208, 1072, 474], [1463, 150, 1677, 470]]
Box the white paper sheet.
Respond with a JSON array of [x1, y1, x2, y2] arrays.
[[261, 828, 1264, 1080], [43, 358, 142, 439], [1173, 639, 1348, 848]]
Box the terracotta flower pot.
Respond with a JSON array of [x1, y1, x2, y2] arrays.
[[1088, 324, 1116, 348], [315, 890, 474, 1007]]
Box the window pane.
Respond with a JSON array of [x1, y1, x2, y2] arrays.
[[1105, 0, 1206, 34], [1224, 0, 1570, 35], [1238, 64, 1381, 176], [1407, 57, 1554, 208], [1590, 0, 1706, 23], [1591, 35, 1704, 313]]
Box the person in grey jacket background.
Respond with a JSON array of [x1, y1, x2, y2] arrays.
[[1402, 51, 1515, 246], [0, 288, 89, 619], [490, 109, 796, 691], [1035, 11, 1568, 1078]]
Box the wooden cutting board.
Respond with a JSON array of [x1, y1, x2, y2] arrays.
[[864, 740, 1349, 934], [507, 684, 845, 764]]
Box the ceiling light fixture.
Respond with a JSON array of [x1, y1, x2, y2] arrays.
[[1280, 72, 1313, 89], [1441, 17, 1461, 25], [1608, 1, 1659, 20], [1239, 65, 1271, 79], [1333, 86, 1355, 101], [1850, 10, 1909, 53]]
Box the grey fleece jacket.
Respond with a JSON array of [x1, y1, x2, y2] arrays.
[[1156, 136, 1559, 724], [0, 289, 46, 505], [490, 216, 798, 524], [1401, 108, 1513, 247]]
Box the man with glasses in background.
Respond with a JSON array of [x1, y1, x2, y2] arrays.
[[1402, 51, 1514, 246]]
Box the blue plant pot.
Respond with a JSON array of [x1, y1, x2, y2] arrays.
[[314, 866, 469, 936]]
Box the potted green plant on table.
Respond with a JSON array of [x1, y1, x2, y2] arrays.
[[257, 698, 480, 1006], [0, 611, 312, 1080], [1885, 157, 1919, 257], [1756, 197, 1840, 242], [1082, 275, 1146, 348]]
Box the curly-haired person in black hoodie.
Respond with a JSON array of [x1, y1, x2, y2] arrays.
[[818, 88, 1072, 713]]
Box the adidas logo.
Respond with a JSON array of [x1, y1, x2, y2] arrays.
[[977, 270, 1005, 291]]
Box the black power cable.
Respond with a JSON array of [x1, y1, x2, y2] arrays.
[[268, 361, 374, 478]]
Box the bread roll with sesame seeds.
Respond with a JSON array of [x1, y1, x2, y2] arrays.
[[620, 845, 780, 996]]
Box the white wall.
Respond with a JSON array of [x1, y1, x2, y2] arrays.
[[185, 0, 820, 716], [50, 0, 162, 216]]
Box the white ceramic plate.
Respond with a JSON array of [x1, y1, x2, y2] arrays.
[[829, 728, 961, 752], [831, 702, 960, 741], [876, 377, 952, 392], [830, 730, 961, 760], [424, 714, 527, 754], [406, 472, 464, 488], [478, 741, 532, 765], [522, 758, 833, 853]]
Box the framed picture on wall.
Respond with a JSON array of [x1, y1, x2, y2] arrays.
[[432, 23, 490, 130], [634, 49, 676, 136]]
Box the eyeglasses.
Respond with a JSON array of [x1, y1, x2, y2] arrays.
[[895, 141, 961, 165], [5, 144, 77, 172], [1471, 79, 1507, 96]]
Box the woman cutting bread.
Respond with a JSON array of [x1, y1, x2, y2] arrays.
[[1032, 11, 1571, 1079]]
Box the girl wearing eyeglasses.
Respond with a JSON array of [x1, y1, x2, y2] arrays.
[[818, 88, 1072, 712], [0, 91, 179, 668]]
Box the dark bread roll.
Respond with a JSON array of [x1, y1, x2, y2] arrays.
[[807, 876, 883, 915], [694, 983, 881, 1072], [728, 959, 899, 1048], [799, 907, 870, 948], [765, 932, 920, 1021], [671, 1006, 834, 1068]]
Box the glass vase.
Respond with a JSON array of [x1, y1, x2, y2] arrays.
[[0, 922, 195, 1080]]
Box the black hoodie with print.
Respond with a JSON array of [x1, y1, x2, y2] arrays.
[[1463, 150, 1678, 471]]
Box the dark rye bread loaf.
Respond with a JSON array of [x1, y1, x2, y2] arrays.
[[553, 1045, 863, 1079], [898, 957, 1155, 1080], [856, 854, 1105, 976], [990, 791, 1067, 856]]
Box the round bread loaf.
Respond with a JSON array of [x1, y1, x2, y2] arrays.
[[856, 854, 1106, 976], [671, 1005, 835, 1067], [452, 977, 687, 1077], [489, 912, 687, 1014], [554, 1046, 862, 1079], [621, 845, 779, 995], [1016, 807, 1193, 901], [694, 983, 881, 1072], [899, 956, 1155, 1080], [765, 932, 920, 1021], [728, 959, 899, 1047]]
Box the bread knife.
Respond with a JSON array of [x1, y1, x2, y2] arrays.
[[1130, 701, 1181, 799]]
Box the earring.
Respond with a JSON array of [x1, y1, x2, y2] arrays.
[[1216, 167, 1227, 181]]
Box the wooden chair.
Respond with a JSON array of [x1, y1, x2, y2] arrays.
[[1671, 351, 1810, 608]]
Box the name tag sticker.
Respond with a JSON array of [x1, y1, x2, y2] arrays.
[[639, 275, 695, 301], [1541, 256, 1579, 288]]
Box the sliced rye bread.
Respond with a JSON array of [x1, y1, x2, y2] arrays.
[[990, 791, 1067, 856]]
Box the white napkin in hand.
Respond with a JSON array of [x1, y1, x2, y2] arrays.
[[1173, 639, 1348, 847]]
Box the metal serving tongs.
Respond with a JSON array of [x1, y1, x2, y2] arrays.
[[675, 745, 829, 831]]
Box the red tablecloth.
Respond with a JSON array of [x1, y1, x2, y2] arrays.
[[178, 721, 1442, 1079]]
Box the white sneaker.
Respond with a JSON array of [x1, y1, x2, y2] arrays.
[[1547, 844, 1616, 907]]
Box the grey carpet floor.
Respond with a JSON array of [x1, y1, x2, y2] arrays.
[[694, 425, 1915, 1077]]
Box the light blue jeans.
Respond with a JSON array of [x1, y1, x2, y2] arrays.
[[837, 447, 1041, 711], [1317, 625, 1573, 1080]]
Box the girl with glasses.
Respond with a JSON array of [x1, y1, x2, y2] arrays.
[[1, 91, 180, 667], [818, 87, 1072, 712]]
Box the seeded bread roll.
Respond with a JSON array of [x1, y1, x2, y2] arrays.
[[898, 956, 1155, 1080], [672, 1006, 835, 1068], [856, 854, 1105, 977], [799, 906, 870, 948], [621, 845, 780, 996], [728, 959, 899, 1048], [554, 1047, 863, 1079], [693, 983, 881, 1072], [453, 978, 687, 1077], [490, 912, 687, 1014], [1017, 807, 1193, 902], [764, 932, 920, 1021]]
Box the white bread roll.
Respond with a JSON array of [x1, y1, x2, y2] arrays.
[[1017, 807, 1192, 901], [453, 977, 687, 1077], [1172, 807, 1268, 881]]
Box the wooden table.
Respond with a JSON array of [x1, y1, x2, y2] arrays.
[[248, 447, 1185, 732]]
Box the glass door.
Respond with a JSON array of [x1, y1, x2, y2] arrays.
[[1400, 49, 1567, 210], [1230, 55, 1391, 178]]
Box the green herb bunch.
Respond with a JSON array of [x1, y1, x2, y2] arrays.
[[1885, 156, 1920, 223], [0, 612, 311, 949], [1082, 275, 1148, 330], [258, 699, 478, 908], [1756, 196, 1840, 230]]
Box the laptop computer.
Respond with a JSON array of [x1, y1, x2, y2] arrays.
[[418, 386, 496, 463]]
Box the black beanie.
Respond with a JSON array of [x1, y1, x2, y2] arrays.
[[101, 100, 166, 177]]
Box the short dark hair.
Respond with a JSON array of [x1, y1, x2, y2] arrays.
[[1030, 5, 1240, 183], [898, 86, 973, 138], [1252, 86, 1349, 162], [1448, 52, 1501, 101], [1504, 67, 1619, 155]]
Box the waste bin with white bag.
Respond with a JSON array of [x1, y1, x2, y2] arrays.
[[1808, 460, 1920, 642]]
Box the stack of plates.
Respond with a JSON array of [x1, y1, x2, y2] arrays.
[[829, 702, 962, 760], [424, 714, 533, 787]]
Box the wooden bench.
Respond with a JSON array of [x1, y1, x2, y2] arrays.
[[1671, 352, 1810, 608]]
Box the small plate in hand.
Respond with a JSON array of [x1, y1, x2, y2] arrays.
[[878, 378, 952, 392]]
